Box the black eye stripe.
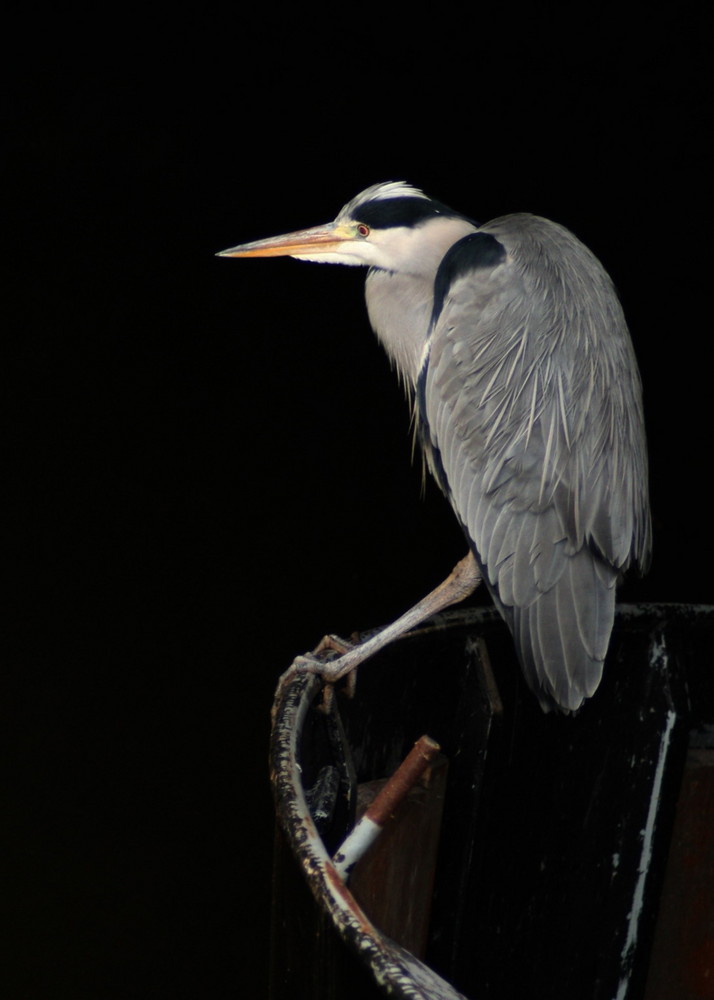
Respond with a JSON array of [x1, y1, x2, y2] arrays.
[[356, 197, 461, 229]]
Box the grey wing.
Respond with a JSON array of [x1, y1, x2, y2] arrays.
[[420, 218, 650, 712]]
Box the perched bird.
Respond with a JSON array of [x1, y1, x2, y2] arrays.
[[219, 182, 650, 712]]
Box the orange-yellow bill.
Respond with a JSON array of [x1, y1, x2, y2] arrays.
[[217, 222, 356, 258]]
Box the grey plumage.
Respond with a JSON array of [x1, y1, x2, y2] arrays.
[[417, 213, 649, 709], [219, 182, 651, 712]]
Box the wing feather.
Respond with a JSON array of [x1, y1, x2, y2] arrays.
[[419, 214, 650, 711]]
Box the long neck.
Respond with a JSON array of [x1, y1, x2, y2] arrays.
[[363, 216, 477, 386], [364, 269, 435, 386]]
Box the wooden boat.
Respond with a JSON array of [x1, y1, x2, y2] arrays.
[[270, 604, 714, 1000]]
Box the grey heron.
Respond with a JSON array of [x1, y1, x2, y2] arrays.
[[219, 182, 650, 712]]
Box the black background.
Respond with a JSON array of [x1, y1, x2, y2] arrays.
[[5, 8, 711, 998]]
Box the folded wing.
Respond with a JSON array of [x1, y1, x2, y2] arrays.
[[418, 215, 650, 711]]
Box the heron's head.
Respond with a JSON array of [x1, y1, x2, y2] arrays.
[[217, 182, 477, 277]]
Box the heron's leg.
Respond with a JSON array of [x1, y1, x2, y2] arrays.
[[293, 551, 482, 684]]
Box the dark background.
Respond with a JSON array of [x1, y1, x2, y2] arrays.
[[5, 8, 710, 998]]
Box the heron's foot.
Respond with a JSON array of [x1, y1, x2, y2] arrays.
[[293, 634, 355, 677], [292, 635, 360, 704]]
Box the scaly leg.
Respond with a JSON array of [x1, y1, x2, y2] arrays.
[[293, 551, 482, 684]]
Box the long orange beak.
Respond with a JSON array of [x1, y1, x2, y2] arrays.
[[217, 222, 353, 258]]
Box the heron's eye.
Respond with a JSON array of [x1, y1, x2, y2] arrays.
[[357, 223, 370, 238]]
